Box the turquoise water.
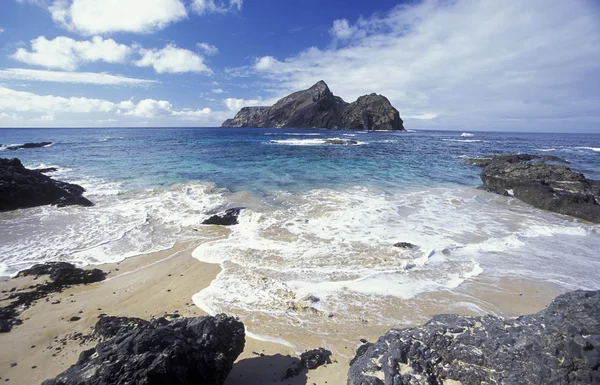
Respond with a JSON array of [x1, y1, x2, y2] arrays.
[[1, 127, 600, 349]]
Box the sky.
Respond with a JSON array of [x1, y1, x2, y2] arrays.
[[0, 0, 599, 132]]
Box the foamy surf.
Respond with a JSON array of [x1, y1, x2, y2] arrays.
[[191, 185, 600, 351], [269, 137, 367, 146]]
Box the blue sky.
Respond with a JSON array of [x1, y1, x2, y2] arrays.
[[0, 0, 599, 131]]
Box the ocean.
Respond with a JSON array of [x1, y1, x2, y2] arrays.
[[1, 127, 600, 349]]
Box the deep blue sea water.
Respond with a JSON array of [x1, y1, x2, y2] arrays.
[[1, 127, 600, 348]]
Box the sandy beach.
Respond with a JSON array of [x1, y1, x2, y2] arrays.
[[0, 241, 564, 385]]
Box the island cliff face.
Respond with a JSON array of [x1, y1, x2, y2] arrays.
[[222, 81, 405, 131]]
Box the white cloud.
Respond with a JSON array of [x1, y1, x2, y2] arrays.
[[197, 42, 219, 56], [0, 68, 157, 86], [11, 36, 132, 71], [404, 113, 439, 120], [254, 56, 281, 72], [0, 28, 4, 34], [243, 0, 600, 131], [49, 0, 187, 35], [330, 19, 358, 40], [0, 86, 229, 126], [224, 97, 265, 111], [135, 44, 212, 74], [212, 88, 225, 94], [0, 86, 116, 113], [191, 0, 242, 15]]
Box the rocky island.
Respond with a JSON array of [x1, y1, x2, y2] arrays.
[[222, 80, 405, 131]]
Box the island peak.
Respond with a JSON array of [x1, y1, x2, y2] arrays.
[[222, 81, 405, 131]]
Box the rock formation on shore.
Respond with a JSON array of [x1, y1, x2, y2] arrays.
[[1, 262, 106, 333], [348, 290, 600, 385], [466, 154, 600, 223], [0, 158, 93, 211], [42, 314, 245, 385], [222, 81, 405, 131]]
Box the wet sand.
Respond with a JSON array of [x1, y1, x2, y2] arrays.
[[0, 242, 563, 385]]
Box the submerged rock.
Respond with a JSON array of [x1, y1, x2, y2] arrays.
[[0, 158, 93, 211], [348, 290, 600, 385], [202, 208, 244, 226], [222, 81, 405, 131], [393, 242, 417, 249], [6, 142, 52, 150], [42, 314, 245, 385], [324, 139, 359, 145], [466, 154, 600, 223]]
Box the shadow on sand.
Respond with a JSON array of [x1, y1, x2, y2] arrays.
[[224, 353, 309, 385]]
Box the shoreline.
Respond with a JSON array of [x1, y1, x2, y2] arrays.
[[0, 239, 566, 385]]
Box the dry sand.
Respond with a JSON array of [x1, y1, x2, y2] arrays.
[[0, 241, 563, 385]]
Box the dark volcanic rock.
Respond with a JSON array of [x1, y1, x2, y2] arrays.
[[6, 142, 52, 150], [42, 314, 245, 385], [340, 93, 404, 131], [393, 242, 417, 249], [0, 263, 106, 332], [222, 81, 405, 131], [283, 348, 333, 379], [466, 154, 600, 223], [93, 315, 150, 340], [0, 158, 93, 211], [348, 290, 600, 385], [36, 167, 58, 173], [202, 208, 243, 226]]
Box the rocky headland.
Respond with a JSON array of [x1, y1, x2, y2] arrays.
[[0, 158, 93, 211], [467, 154, 600, 223], [222, 81, 405, 131], [348, 290, 600, 385]]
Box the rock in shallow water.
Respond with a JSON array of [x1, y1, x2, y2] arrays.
[[466, 154, 600, 223], [202, 208, 243, 226], [348, 290, 600, 385], [0, 158, 93, 211], [42, 314, 245, 385]]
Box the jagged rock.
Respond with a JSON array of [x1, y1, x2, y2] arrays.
[[340, 93, 403, 131], [466, 154, 600, 223], [348, 290, 600, 385], [0, 263, 106, 332], [202, 208, 243, 226], [222, 81, 405, 131], [0, 158, 93, 211], [93, 315, 149, 340], [6, 142, 52, 150], [42, 314, 245, 385], [283, 348, 333, 379]]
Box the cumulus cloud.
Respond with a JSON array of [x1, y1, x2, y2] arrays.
[[0, 68, 157, 86], [329, 19, 358, 40], [135, 44, 212, 74], [224, 97, 265, 111], [197, 42, 219, 56], [0, 86, 229, 126], [11, 36, 132, 71], [48, 0, 187, 35], [243, 0, 600, 131], [191, 0, 242, 15], [212, 88, 225, 94]]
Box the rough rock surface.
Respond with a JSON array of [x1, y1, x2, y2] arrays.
[[283, 348, 333, 379], [42, 314, 245, 385], [348, 290, 600, 385], [467, 154, 600, 223], [1, 262, 106, 332], [6, 142, 52, 150], [222, 81, 405, 131], [0, 158, 93, 211], [202, 208, 243, 226]]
